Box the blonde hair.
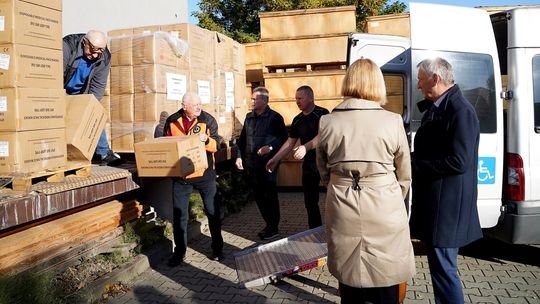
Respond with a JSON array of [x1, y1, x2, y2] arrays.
[[341, 58, 387, 105]]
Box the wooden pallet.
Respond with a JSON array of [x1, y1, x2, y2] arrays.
[[1, 161, 92, 192]]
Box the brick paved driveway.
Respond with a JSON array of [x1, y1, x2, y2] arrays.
[[110, 193, 540, 304]]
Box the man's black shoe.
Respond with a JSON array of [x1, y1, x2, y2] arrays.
[[209, 252, 224, 261], [257, 227, 268, 239], [101, 150, 124, 167], [261, 229, 279, 240], [167, 253, 185, 267]]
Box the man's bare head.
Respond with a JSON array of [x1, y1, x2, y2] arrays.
[[83, 30, 107, 60]]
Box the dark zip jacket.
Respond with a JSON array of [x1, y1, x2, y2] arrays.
[[63, 33, 111, 101]]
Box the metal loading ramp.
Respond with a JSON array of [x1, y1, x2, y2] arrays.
[[235, 226, 328, 288]]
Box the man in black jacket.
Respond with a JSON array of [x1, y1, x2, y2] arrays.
[[63, 30, 122, 166], [236, 87, 287, 240]]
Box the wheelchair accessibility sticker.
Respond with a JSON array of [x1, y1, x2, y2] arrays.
[[478, 157, 496, 184]]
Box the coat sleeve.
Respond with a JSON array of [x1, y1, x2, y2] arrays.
[[88, 54, 110, 101], [269, 113, 288, 151], [204, 115, 220, 153], [237, 116, 247, 159], [393, 115, 412, 199], [413, 107, 479, 178], [316, 116, 330, 185]]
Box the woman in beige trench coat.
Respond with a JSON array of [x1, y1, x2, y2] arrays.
[[317, 59, 415, 303]]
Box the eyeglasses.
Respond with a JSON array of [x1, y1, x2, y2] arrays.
[[84, 38, 105, 54]]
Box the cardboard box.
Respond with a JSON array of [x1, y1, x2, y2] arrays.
[[132, 32, 180, 67], [0, 128, 67, 174], [133, 121, 158, 143], [160, 23, 213, 70], [214, 32, 245, 73], [110, 65, 134, 94], [133, 64, 188, 95], [65, 94, 106, 161], [110, 94, 134, 122], [110, 35, 133, 66], [134, 93, 179, 122], [134, 135, 207, 177], [0, 44, 63, 89], [0, 1, 62, 49], [24, 0, 61, 11], [108, 28, 134, 37], [0, 88, 65, 131], [111, 121, 134, 152]]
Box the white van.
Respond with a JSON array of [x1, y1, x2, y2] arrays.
[[348, 3, 540, 244]]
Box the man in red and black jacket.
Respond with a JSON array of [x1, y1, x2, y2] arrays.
[[163, 92, 224, 266]]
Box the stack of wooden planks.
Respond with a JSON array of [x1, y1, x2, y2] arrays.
[[0, 199, 142, 275]]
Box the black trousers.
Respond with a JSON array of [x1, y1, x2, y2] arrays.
[[247, 167, 280, 231], [302, 160, 322, 229], [339, 282, 399, 304], [172, 177, 223, 256]]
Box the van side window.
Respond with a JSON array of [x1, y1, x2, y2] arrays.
[[532, 55, 540, 131], [411, 51, 497, 133]]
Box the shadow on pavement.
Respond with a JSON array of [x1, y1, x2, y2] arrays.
[[460, 237, 540, 267]]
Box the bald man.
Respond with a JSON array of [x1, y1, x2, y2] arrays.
[[63, 30, 122, 166], [163, 92, 224, 266]]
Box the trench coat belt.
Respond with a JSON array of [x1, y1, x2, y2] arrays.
[[329, 173, 396, 189]]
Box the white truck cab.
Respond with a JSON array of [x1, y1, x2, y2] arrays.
[[348, 3, 540, 244]]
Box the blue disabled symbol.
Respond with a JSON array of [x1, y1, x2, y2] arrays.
[[478, 157, 495, 184]]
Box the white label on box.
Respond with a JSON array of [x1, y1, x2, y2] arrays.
[[225, 72, 234, 92], [225, 92, 234, 113], [0, 96, 7, 112], [0, 54, 10, 70], [219, 115, 226, 124], [0, 16, 4, 31], [197, 80, 211, 104], [166, 73, 187, 101], [0, 141, 8, 157]]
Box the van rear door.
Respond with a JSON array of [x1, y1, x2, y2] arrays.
[[408, 3, 504, 228], [348, 3, 504, 228]]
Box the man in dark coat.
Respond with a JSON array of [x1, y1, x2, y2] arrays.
[[63, 30, 121, 166], [235, 86, 288, 240], [410, 57, 482, 304]]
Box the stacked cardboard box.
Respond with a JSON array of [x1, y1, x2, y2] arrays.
[[108, 24, 246, 152], [0, 0, 66, 174]]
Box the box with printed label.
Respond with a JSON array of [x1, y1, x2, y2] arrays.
[[0, 1, 62, 49], [0, 128, 67, 174], [134, 135, 207, 177], [65, 94, 106, 161], [0, 88, 65, 131], [0, 43, 63, 89]]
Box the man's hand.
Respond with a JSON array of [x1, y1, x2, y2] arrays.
[[266, 158, 277, 173], [199, 133, 208, 142], [257, 145, 273, 156], [235, 157, 244, 170], [293, 145, 307, 160]]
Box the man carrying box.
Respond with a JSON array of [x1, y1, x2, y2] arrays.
[[63, 30, 122, 166], [163, 92, 224, 266]]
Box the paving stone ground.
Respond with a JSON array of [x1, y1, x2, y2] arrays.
[[109, 192, 540, 304]]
